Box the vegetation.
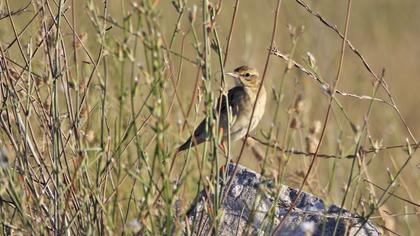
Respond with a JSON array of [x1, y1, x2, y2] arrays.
[[0, 0, 419, 234]]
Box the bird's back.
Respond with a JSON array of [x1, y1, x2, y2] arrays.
[[177, 84, 266, 151]]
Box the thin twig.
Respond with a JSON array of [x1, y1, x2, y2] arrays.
[[274, 0, 352, 232], [250, 135, 420, 160], [222, 0, 283, 203]]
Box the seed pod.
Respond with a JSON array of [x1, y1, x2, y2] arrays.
[[293, 94, 305, 114], [290, 117, 300, 129], [309, 120, 322, 135], [189, 5, 197, 24], [85, 130, 95, 143], [305, 135, 319, 153]]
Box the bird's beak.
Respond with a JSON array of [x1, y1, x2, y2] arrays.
[[226, 72, 239, 79]]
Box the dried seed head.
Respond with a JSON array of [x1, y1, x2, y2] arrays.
[[306, 52, 317, 69], [85, 130, 95, 143], [79, 77, 88, 90], [206, 3, 216, 32], [305, 136, 319, 153], [68, 80, 75, 89], [134, 76, 139, 85], [372, 139, 383, 153], [309, 120, 322, 135], [270, 169, 278, 184], [290, 117, 300, 129], [295, 170, 306, 178], [293, 94, 305, 114], [46, 20, 57, 48], [287, 24, 297, 38], [188, 5, 197, 24], [43, 99, 51, 114], [207, 2, 214, 12], [80, 105, 90, 118]]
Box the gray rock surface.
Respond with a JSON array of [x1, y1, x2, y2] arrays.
[[186, 163, 381, 236]]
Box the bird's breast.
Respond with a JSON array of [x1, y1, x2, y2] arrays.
[[249, 89, 266, 130]]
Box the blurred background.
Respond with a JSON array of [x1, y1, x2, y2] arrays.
[[0, 0, 419, 234]]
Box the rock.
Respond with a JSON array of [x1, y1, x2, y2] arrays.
[[185, 163, 381, 236]]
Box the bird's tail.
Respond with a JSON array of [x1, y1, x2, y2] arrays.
[[170, 136, 202, 173], [177, 137, 193, 152], [169, 137, 192, 174]]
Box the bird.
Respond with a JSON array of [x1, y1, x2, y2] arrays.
[[176, 65, 266, 154]]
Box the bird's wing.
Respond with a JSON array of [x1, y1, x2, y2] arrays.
[[216, 86, 244, 116], [178, 86, 245, 151], [214, 86, 245, 134], [177, 118, 207, 151]]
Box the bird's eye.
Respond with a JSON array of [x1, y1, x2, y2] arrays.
[[245, 73, 251, 77]]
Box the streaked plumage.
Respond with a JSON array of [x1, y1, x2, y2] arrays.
[[177, 65, 266, 152]]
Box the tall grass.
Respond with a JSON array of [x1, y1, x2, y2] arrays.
[[0, 0, 419, 235]]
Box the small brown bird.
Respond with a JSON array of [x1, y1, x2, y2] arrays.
[[177, 65, 266, 153]]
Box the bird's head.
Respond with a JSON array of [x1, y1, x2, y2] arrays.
[[226, 66, 260, 88]]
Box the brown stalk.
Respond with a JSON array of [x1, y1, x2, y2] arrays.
[[274, 0, 353, 232], [222, 0, 283, 202]]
